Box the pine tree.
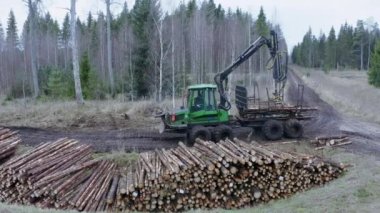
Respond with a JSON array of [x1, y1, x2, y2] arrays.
[[186, 0, 197, 18], [337, 23, 354, 68], [206, 0, 216, 23], [255, 7, 269, 37], [291, 44, 301, 64], [6, 10, 18, 49], [80, 52, 91, 99], [368, 41, 380, 87], [300, 28, 313, 67], [62, 14, 70, 41], [47, 69, 70, 99], [61, 13, 70, 70], [87, 12, 93, 28], [325, 27, 337, 70], [80, 52, 103, 99], [318, 33, 326, 68], [255, 7, 269, 72], [354, 20, 367, 70], [131, 0, 159, 97], [0, 24, 4, 51]]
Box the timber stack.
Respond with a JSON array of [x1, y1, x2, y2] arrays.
[[0, 136, 346, 212], [112, 138, 346, 212], [0, 128, 20, 162], [312, 135, 352, 150], [0, 138, 117, 212]]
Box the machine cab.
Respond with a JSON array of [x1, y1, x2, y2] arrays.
[[185, 84, 229, 125], [187, 84, 218, 113], [159, 84, 228, 130]]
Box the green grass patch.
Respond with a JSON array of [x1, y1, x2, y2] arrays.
[[355, 188, 372, 199], [93, 150, 139, 167]]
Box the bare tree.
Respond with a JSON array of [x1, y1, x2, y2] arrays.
[[105, 0, 115, 96], [153, 15, 164, 102], [26, 0, 39, 98], [70, 0, 84, 104], [171, 16, 175, 109], [366, 17, 376, 70]]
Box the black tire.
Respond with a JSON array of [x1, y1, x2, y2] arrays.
[[212, 125, 234, 143], [187, 126, 211, 146], [284, 119, 303, 138], [262, 120, 284, 140]]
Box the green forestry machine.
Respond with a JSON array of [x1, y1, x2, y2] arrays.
[[157, 30, 316, 145]]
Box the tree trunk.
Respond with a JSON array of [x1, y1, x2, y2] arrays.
[[105, 0, 115, 96], [248, 23, 252, 88], [171, 17, 175, 109], [157, 19, 164, 103], [28, 0, 39, 98], [368, 35, 371, 70], [70, 0, 84, 104], [129, 44, 134, 102], [360, 41, 364, 70]]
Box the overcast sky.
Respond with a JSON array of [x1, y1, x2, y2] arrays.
[[0, 0, 379, 49]]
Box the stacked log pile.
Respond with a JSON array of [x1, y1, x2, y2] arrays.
[[0, 138, 117, 212], [0, 136, 346, 212], [0, 128, 20, 161], [312, 135, 351, 150], [112, 138, 346, 212]]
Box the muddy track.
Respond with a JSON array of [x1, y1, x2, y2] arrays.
[[7, 126, 253, 153], [9, 127, 184, 153], [287, 68, 343, 137], [287, 67, 380, 156]]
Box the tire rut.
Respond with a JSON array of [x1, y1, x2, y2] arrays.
[[287, 67, 380, 156]]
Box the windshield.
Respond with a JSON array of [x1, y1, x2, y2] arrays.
[[189, 88, 216, 112]]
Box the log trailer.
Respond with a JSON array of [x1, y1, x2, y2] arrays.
[[158, 30, 316, 145]]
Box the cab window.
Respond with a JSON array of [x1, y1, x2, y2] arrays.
[[207, 88, 217, 110], [190, 89, 205, 112]]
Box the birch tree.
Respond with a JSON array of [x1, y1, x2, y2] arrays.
[[154, 16, 164, 102], [26, 0, 40, 98], [105, 0, 115, 96], [70, 0, 84, 104], [365, 18, 376, 69], [0, 0, 294, 101], [171, 15, 175, 108]]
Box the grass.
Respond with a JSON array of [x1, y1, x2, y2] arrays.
[[196, 149, 380, 213], [0, 99, 180, 130], [93, 150, 139, 167], [0, 203, 78, 213], [292, 65, 380, 124]]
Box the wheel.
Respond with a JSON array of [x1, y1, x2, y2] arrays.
[[262, 120, 284, 140], [284, 119, 303, 138], [187, 126, 211, 146], [212, 125, 234, 143]]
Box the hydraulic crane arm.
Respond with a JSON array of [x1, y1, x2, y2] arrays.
[[214, 30, 284, 111]]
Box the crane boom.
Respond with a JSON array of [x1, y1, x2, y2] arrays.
[[214, 30, 285, 111]]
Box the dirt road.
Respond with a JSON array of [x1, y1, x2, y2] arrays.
[[288, 67, 380, 156], [11, 127, 184, 152]]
